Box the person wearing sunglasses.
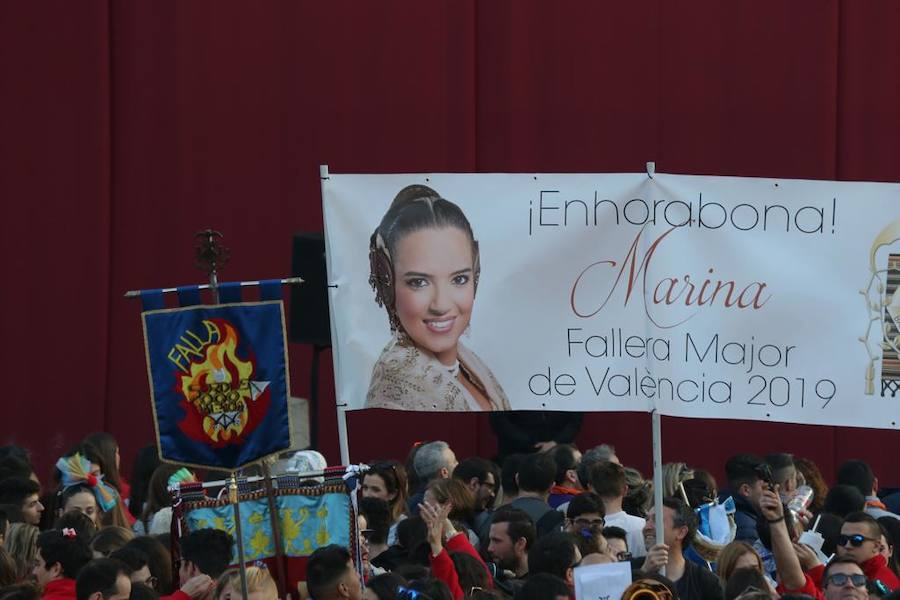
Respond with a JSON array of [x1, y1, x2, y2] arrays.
[[821, 559, 869, 600], [832, 512, 900, 591], [762, 487, 871, 600]]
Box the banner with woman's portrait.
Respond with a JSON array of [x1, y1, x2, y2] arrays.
[[322, 172, 900, 429]]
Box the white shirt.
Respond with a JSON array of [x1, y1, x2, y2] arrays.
[[604, 510, 647, 557]]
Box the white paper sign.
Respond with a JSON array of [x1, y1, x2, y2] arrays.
[[322, 172, 900, 429], [574, 561, 633, 600]]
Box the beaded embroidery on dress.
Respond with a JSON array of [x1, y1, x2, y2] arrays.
[[365, 336, 510, 411]]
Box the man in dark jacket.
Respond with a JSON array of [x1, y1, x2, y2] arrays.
[[719, 454, 768, 544]]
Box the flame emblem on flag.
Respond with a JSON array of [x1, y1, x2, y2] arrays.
[[176, 319, 270, 445]]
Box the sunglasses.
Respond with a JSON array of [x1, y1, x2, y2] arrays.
[[825, 572, 867, 588], [838, 533, 879, 547]]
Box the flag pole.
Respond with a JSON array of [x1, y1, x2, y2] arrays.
[[136, 229, 301, 599], [652, 409, 665, 577], [123, 277, 304, 299], [229, 472, 252, 599], [194, 233, 250, 596]]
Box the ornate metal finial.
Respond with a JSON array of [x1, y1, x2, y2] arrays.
[[195, 229, 230, 276]]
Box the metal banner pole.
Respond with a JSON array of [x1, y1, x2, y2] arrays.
[[652, 409, 665, 577], [229, 472, 251, 599], [337, 404, 350, 466], [319, 164, 352, 466], [123, 277, 303, 299]]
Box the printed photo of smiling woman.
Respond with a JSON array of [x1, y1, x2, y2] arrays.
[[365, 184, 511, 411]]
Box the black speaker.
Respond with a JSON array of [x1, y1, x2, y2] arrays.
[[289, 232, 331, 346]]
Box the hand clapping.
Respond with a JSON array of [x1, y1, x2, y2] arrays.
[[419, 500, 453, 556]]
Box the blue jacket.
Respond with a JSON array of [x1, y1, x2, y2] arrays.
[[720, 490, 760, 543]]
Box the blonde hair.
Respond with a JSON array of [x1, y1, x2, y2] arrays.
[[3, 522, 39, 581], [716, 540, 763, 582], [215, 566, 278, 600], [662, 462, 694, 499]]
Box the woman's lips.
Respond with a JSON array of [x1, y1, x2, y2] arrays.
[[424, 316, 456, 333]]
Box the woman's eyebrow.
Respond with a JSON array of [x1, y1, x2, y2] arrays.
[[402, 268, 472, 277]]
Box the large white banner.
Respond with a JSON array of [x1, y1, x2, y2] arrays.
[[322, 172, 900, 429]]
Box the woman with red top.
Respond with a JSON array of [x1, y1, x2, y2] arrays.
[[419, 500, 492, 600]]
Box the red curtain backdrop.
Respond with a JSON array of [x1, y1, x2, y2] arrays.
[[2, 1, 899, 486]]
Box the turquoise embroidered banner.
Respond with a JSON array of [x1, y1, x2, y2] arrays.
[[182, 491, 351, 561]]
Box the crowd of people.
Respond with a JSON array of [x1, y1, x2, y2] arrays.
[[0, 434, 276, 600], [1, 430, 900, 600]]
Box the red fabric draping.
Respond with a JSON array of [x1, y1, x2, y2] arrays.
[[2, 1, 898, 485]]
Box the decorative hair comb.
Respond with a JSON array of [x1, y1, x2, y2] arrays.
[[55, 453, 118, 512], [61, 528, 77, 539]]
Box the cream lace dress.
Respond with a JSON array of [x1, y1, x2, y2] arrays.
[[365, 337, 511, 411]]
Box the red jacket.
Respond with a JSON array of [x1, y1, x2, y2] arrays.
[[428, 533, 494, 600], [431, 547, 464, 599], [796, 554, 900, 595], [776, 573, 824, 600], [860, 554, 900, 590], [41, 578, 76, 599]]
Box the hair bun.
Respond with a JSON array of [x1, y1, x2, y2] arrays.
[[389, 184, 441, 210]]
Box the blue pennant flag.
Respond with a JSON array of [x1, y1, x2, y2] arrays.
[[142, 301, 292, 470]]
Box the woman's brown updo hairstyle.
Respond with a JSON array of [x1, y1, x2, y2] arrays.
[[369, 185, 480, 333]]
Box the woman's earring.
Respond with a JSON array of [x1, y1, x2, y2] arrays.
[[393, 318, 411, 346]]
